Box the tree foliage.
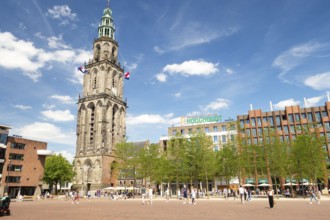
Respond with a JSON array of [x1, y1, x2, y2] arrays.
[[44, 154, 75, 194]]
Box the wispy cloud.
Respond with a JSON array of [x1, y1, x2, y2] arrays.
[[272, 42, 326, 81], [305, 95, 325, 107], [126, 113, 180, 126], [202, 98, 231, 112], [273, 98, 300, 109], [154, 24, 239, 54], [304, 71, 330, 90], [13, 105, 32, 110], [46, 5, 77, 26], [50, 95, 75, 104]]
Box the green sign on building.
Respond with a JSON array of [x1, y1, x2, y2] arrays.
[[183, 115, 222, 125]]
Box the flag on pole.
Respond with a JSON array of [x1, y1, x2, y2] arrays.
[[78, 66, 88, 74], [124, 72, 130, 80]]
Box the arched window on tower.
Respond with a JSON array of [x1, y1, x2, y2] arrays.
[[90, 106, 95, 143], [94, 44, 101, 62], [93, 77, 97, 89]]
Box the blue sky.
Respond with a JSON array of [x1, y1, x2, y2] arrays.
[[1, 0, 330, 162]]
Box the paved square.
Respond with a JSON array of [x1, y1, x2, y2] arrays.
[[4, 197, 329, 220]]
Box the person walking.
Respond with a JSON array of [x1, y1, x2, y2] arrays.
[[267, 188, 274, 208], [182, 186, 188, 204], [309, 186, 320, 204], [191, 188, 196, 205], [147, 186, 153, 205], [141, 185, 146, 205], [165, 188, 170, 202], [239, 185, 245, 204]]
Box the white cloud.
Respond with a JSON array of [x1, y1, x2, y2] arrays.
[[126, 114, 167, 125], [13, 105, 32, 110], [225, 68, 234, 75], [163, 60, 219, 77], [42, 104, 56, 109], [273, 99, 300, 109], [304, 72, 330, 90], [203, 98, 231, 111], [174, 92, 181, 98], [272, 42, 324, 79], [46, 5, 77, 21], [50, 95, 75, 104], [155, 73, 167, 82], [19, 22, 26, 30], [54, 150, 75, 163], [47, 35, 70, 49], [41, 109, 75, 122], [305, 96, 325, 107], [13, 122, 76, 146], [0, 31, 91, 82]]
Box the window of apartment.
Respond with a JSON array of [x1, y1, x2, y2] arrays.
[[213, 146, 219, 151], [188, 128, 193, 134], [285, 135, 289, 142], [9, 153, 24, 160], [268, 116, 274, 126], [283, 125, 289, 134], [0, 133, 8, 145], [290, 125, 295, 134], [321, 111, 328, 117], [222, 125, 226, 131], [205, 127, 209, 133], [11, 143, 25, 150], [301, 113, 307, 119], [5, 176, 21, 183], [276, 116, 281, 125], [252, 128, 257, 136], [221, 135, 227, 143], [213, 136, 218, 143], [7, 164, 23, 172], [230, 134, 235, 142], [277, 126, 282, 132], [325, 122, 330, 130], [288, 114, 294, 123], [315, 112, 322, 122], [180, 129, 185, 135], [307, 112, 313, 122], [240, 120, 244, 128], [295, 113, 300, 122], [292, 134, 296, 140], [213, 126, 218, 132], [257, 117, 262, 126], [247, 139, 251, 144], [246, 129, 251, 137], [251, 118, 256, 127], [196, 128, 201, 132], [296, 125, 302, 132], [262, 117, 268, 123], [245, 119, 250, 124], [264, 127, 269, 135], [253, 137, 258, 144], [172, 130, 177, 136], [327, 132, 330, 140]]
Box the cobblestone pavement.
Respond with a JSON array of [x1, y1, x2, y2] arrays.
[[3, 197, 330, 220]]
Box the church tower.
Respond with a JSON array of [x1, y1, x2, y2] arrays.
[[73, 2, 127, 192]]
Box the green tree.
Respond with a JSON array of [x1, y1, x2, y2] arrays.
[[44, 154, 75, 195]]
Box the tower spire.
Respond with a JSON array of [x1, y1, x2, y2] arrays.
[[98, 1, 115, 39]]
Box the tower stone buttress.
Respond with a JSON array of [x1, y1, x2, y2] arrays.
[[73, 4, 127, 193]]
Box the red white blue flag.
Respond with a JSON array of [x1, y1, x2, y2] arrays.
[[77, 66, 88, 74], [124, 72, 130, 80]]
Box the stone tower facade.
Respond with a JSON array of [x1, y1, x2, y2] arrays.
[[73, 4, 127, 193]]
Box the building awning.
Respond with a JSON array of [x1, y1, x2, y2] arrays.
[[245, 178, 255, 184], [0, 143, 6, 149], [37, 149, 53, 156]]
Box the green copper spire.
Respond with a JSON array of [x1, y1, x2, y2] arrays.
[[98, 0, 115, 39]]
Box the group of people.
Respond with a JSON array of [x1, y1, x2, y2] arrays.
[[140, 185, 153, 205]]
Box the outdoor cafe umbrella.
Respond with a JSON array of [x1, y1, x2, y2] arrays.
[[242, 183, 254, 187], [257, 183, 270, 187]]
